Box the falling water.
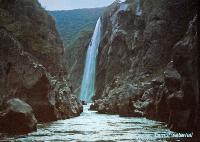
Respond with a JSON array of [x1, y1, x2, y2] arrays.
[[136, 0, 142, 16], [80, 18, 102, 103]]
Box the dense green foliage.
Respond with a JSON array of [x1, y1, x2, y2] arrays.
[[49, 8, 104, 48]]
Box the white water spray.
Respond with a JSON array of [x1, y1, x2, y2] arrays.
[[80, 18, 102, 103], [136, 0, 142, 16]]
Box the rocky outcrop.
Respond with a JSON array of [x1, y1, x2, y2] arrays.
[[95, 0, 197, 100], [0, 0, 65, 77], [91, 79, 143, 117], [93, 0, 198, 135], [0, 0, 82, 134], [0, 98, 37, 134], [0, 27, 82, 123]]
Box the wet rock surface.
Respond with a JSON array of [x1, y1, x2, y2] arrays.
[[0, 98, 37, 134]]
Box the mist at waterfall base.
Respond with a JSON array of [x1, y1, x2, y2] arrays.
[[80, 18, 102, 103]]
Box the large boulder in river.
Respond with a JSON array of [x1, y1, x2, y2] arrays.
[[0, 98, 37, 134]]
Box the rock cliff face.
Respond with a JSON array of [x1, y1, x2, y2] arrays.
[[93, 0, 198, 134], [0, 0, 82, 134], [0, 0, 65, 77]]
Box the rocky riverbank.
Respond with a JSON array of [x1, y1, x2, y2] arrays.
[[0, 0, 82, 134], [92, 0, 199, 137], [1, 104, 194, 142]]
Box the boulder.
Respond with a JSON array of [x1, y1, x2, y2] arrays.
[[90, 101, 100, 111], [89, 104, 96, 110], [64, 95, 83, 118], [0, 98, 37, 134], [0, 28, 83, 123]]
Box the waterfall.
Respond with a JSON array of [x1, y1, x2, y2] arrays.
[[136, 0, 142, 16], [80, 18, 102, 103]]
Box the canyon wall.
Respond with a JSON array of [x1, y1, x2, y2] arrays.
[[92, 0, 199, 135], [0, 0, 82, 133]]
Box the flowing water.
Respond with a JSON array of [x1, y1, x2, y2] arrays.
[[136, 0, 142, 16], [1, 7, 190, 142], [80, 0, 142, 103], [79, 18, 102, 103], [1, 104, 192, 142]]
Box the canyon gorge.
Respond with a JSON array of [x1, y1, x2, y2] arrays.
[[0, 0, 199, 141]]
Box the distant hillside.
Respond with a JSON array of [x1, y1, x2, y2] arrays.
[[49, 8, 104, 48]]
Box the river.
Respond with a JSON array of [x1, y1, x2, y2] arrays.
[[1, 104, 192, 142]]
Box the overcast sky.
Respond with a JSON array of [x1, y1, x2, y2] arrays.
[[38, 0, 115, 10]]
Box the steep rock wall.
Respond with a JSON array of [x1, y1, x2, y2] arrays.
[[95, 0, 197, 100], [0, 0, 82, 126], [0, 0, 65, 77], [93, 0, 198, 135]]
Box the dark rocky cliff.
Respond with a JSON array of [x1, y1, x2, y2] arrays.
[[0, 0, 82, 134], [0, 0, 65, 77], [92, 0, 199, 136]]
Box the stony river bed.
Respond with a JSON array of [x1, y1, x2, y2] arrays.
[[0, 104, 193, 142]]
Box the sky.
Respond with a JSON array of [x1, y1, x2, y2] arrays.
[[38, 0, 115, 11]]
